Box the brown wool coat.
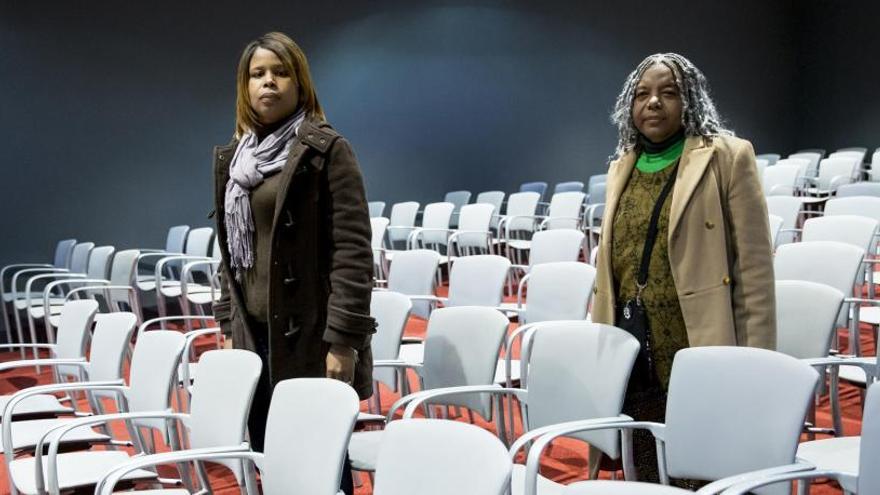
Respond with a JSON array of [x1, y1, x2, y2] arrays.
[[593, 135, 776, 350], [211, 118, 376, 400]]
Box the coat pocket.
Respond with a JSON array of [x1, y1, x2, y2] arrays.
[[677, 283, 736, 347]]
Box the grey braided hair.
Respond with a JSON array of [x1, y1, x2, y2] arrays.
[[610, 53, 733, 160]]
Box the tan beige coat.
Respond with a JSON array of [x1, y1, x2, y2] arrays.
[[592, 135, 776, 349]]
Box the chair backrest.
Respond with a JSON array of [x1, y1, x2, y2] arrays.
[[443, 190, 472, 216], [108, 249, 140, 309], [184, 227, 214, 257], [389, 202, 420, 242], [187, 350, 262, 482], [815, 157, 856, 190], [522, 262, 595, 323], [587, 181, 607, 206], [755, 153, 780, 165], [762, 164, 800, 196], [456, 203, 495, 248], [546, 191, 585, 229], [370, 217, 390, 249], [419, 202, 455, 245], [262, 379, 360, 495], [788, 152, 822, 177], [370, 291, 412, 389], [774, 241, 864, 298], [165, 225, 190, 254], [85, 246, 115, 280], [664, 347, 818, 488], [754, 159, 768, 185], [524, 322, 639, 459], [528, 230, 585, 268], [767, 214, 783, 247], [125, 330, 186, 416], [519, 181, 547, 201], [775, 280, 843, 359], [476, 191, 505, 229], [554, 181, 584, 194], [368, 201, 386, 218], [764, 195, 803, 245], [505, 192, 540, 231], [69, 242, 94, 274], [54, 300, 99, 360], [446, 255, 510, 307], [86, 312, 138, 383], [836, 183, 880, 198], [859, 383, 880, 494], [824, 196, 880, 223], [422, 306, 510, 418], [802, 215, 878, 252], [829, 149, 866, 166], [873, 149, 880, 181], [373, 419, 511, 495], [387, 250, 441, 319], [588, 173, 608, 187], [53, 239, 78, 268]]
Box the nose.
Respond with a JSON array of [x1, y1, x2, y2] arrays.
[[262, 72, 277, 87], [647, 95, 661, 108]]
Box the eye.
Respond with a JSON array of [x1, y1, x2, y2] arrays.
[[250, 70, 263, 78], [275, 68, 290, 77]]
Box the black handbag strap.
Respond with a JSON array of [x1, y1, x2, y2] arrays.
[[635, 164, 680, 297]]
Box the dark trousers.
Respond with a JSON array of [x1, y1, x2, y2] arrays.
[[248, 323, 354, 495]]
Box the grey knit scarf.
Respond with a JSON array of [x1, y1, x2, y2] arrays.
[[225, 110, 305, 276]]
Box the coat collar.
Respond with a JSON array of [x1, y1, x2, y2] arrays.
[[604, 135, 715, 240]]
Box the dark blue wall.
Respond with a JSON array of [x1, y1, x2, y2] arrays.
[[0, 0, 804, 263]]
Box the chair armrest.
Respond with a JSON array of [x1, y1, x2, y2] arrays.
[[508, 415, 637, 460], [11, 268, 69, 295], [138, 315, 218, 337], [155, 255, 213, 288], [539, 216, 582, 230], [94, 444, 256, 495], [400, 336, 424, 344], [0, 357, 86, 375], [717, 467, 852, 495], [696, 462, 816, 495], [0, 343, 56, 351], [407, 295, 445, 303], [38, 409, 188, 495], [402, 385, 523, 418]]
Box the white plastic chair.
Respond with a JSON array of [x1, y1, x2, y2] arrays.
[[506, 192, 585, 259], [372, 419, 512, 495], [4, 330, 187, 495], [506, 262, 595, 324], [406, 202, 455, 251], [153, 227, 215, 319], [407, 255, 510, 313], [476, 191, 506, 231], [132, 225, 190, 309], [15, 348, 261, 495], [371, 217, 391, 280], [507, 229, 586, 280], [449, 203, 496, 256], [764, 195, 803, 245], [803, 157, 857, 195], [499, 191, 541, 235], [0, 312, 137, 458], [0, 300, 98, 421], [349, 306, 510, 473], [369, 291, 413, 411], [762, 164, 801, 196], [387, 201, 421, 246], [369, 201, 386, 218], [515, 347, 819, 495], [788, 152, 822, 180], [93, 378, 360, 495], [755, 153, 780, 165], [721, 382, 880, 495], [767, 214, 783, 248], [836, 182, 880, 198], [1, 239, 77, 348], [754, 159, 768, 186], [402, 322, 639, 493], [444, 190, 472, 228], [384, 249, 441, 319]]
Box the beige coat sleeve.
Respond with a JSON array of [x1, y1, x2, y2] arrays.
[[724, 141, 776, 349]]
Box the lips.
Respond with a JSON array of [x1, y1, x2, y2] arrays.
[[259, 93, 280, 102]]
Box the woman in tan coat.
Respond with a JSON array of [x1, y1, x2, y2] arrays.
[[591, 53, 775, 483]]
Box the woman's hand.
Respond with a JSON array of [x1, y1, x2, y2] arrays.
[[326, 344, 357, 384]]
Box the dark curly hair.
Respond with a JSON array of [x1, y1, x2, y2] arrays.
[[610, 53, 733, 159]]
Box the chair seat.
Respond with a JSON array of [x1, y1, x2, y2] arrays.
[[160, 284, 212, 298], [28, 305, 65, 319], [856, 306, 880, 326], [796, 436, 859, 493], [185, 291, 220, 305], [510, 463, 566, 495], [839, 364, 867, 387], [0, 418, 110, 451], [0, 394, 74, 418], [507, 240, 532, 251], [9, 450, 158, 495], [356, 412, 386, 423], [4, 292, 52, 303], [562, 480, 693, 494], [349, 430, 383, 472], [14, 297, 67, 310]]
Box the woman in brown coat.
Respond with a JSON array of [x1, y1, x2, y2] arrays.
[[211, 32, 375, 494], [591, 53, 775, 483]]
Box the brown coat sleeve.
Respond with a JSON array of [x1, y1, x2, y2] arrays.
[[321, 137, 376, 349], [725, 140, 776, 349], [212, 262, 234, 338]]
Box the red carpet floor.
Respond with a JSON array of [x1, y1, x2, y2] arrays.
[[0, 314, 870, 494]]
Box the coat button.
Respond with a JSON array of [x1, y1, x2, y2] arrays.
[[319, 138, 326, 144], [307, 134, 314, 139], [722, 276, 731, 285], [705, 221, 715, 229], [273, 314, 280, 320], [284, 277, 298, 285], [218, 154, 224, 160], [592, 286, 598, 294]]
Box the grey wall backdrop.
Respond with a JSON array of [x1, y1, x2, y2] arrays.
[[0, 0, 872, 264]]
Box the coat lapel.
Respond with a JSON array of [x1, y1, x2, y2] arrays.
[[668, 136, 715, 236]]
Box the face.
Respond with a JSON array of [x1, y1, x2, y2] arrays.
[[248, 47, 299, 126], [631, 63, 684, 143]]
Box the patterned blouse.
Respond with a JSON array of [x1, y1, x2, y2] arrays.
[[611, 162, 689, 389]]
